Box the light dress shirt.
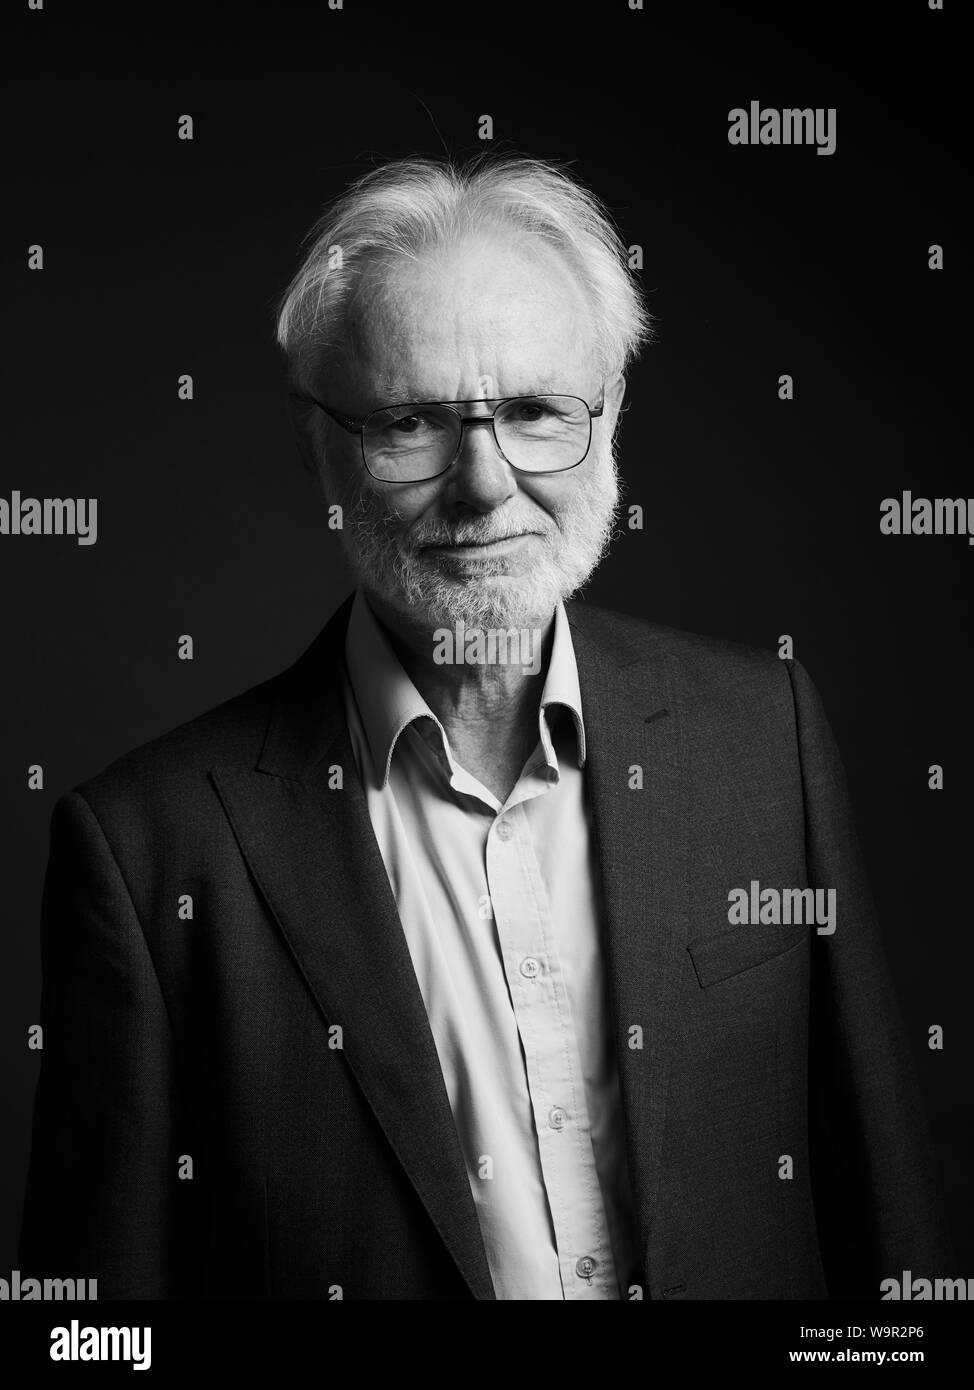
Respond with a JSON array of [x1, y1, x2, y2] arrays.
[[340, 586, 641, 1299]]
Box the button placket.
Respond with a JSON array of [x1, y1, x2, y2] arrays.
[[486, 800, 617, 1300]]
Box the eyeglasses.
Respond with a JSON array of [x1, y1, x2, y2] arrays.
[[289, 387, 605, 483]]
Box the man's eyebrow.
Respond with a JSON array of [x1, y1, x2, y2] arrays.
[[497, 381, 566, 397], [373, 382, 566, 405]]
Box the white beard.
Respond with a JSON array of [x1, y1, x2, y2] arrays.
[[334, 441, 623, 631]]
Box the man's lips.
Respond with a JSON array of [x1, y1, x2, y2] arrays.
[[423, 533, 542, 556]]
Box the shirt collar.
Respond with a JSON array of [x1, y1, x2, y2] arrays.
[[343, 587, 586, 790]]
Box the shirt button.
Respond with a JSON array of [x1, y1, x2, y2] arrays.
[[576, 1256, 598, 1280], [519, 957, 541, 979], [548, 1106, 567, 1130], [496, 821, 513, 841]]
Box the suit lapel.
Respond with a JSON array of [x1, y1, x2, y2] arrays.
[[211, 595, 495, 1300], [567, 604, 690, 1271]]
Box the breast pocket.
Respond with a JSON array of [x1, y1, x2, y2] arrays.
[[686, 923, 807, 989]]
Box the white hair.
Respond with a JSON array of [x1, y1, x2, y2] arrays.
[[275, 153, 654, 391]]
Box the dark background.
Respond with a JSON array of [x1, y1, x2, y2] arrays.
[[2, 0, 970, 1279]]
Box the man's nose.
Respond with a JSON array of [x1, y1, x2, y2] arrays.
[[447, 417, 517, 511]]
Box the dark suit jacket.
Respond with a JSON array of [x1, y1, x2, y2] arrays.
[[19, 594, 949, 1299]]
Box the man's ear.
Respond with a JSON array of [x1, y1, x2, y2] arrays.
[[605, 372, 626, 414], [285, 393, 322, 476], [602, 372, 627, 444]]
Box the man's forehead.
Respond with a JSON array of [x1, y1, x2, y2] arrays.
[[340, 313, 593, 406], [332, 235, 596, 397]]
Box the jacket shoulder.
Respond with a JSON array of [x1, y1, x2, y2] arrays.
[[567, 599, 790, 690]]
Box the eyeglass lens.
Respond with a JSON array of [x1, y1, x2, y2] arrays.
[[363, 395, 593, 480]]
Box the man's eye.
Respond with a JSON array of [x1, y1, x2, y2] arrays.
[[389, 412, 440, 434], [512, 402, 550, 422]]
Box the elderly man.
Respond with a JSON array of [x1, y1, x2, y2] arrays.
[[21, 154, 948, 1301]]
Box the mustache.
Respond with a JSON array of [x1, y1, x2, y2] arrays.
[[343, 501, 553, 551], [414, 523, 550, 548]]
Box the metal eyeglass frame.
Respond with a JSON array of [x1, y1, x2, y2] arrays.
[[289, 387, 606, 482]]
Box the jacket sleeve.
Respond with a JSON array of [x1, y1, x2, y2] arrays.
[[19, 790, 197, 1298], [786, 658, 953, 1298]]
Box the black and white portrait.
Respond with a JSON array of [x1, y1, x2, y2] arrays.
[[2, 0, 969, 1356]]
